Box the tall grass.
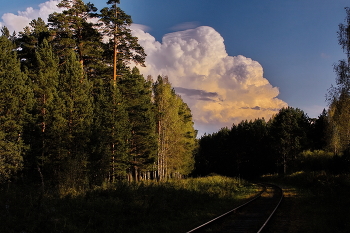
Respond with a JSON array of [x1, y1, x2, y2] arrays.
[[0, 176, 258, 233]]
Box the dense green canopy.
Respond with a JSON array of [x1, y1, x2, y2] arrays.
[[0, 0, 196, 188]]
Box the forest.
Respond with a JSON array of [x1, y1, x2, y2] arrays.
[[0, 0, 197, 191], [1, 0, 350, 232]]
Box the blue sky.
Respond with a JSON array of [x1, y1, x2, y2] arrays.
[[0, 0, 349, 135]]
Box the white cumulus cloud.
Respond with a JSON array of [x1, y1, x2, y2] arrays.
[[1, 0, 61, 33], [131, 25, 288, 135]]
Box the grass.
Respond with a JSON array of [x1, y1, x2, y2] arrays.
[[0, 175, 259, 233], [261, 171, 350, 233]]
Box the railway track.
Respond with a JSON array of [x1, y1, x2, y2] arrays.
[[186, 183, 283, 233]]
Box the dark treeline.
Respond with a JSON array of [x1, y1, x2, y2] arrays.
[[193, 108, 336, 178], [0, 0, 197, 193], [194, 7, 350, 179]]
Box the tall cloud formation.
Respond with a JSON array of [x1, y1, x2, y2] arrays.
[[131, 25, 287, 135]]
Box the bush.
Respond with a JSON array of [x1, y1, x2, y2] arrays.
[[297, 150, 334, 172]]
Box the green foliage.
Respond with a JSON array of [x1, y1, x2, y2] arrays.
[[153, 76, 197, 180], [118, 67, 157, 180], [298, 150, 334, 172], [328, 94, 350, 154], [53, 50, 93, 190], [0, 31, 33, 182], [310, 109, 328, 150], [89, 79, 130, 184], [177, 101, 197, 175], [48, 0, 101, 67], [195, 127, 232, 177], [1, 26, 10, 38], [195, 107, 330, 178], [18, 18, 50, 67], [23, 39, 61, 177], [99, 0, 146, 71], [269, 107, 310, 174], [0, 1, 198, 188], [327, 7, 350, 155], [195, 118, 273, 178]]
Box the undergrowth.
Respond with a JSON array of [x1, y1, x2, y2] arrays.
[[0, 175, 258, 233]]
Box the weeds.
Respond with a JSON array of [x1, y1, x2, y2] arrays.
[[0, 176, 258, 233]]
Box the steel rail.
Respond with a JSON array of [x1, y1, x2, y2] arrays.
[[186, 183, 283, 233], [257, 184, 284, 233], [186, 184, 266, 233]]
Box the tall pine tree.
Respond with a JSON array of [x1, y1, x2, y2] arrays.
[[99, 0, 146, 81]]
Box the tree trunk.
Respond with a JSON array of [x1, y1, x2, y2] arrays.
[[113, 2, 118, 83], [283, 156, 287, 175]]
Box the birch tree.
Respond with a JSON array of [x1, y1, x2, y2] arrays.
[[153, 76, 196, 180], [327, 7, 350, 153]]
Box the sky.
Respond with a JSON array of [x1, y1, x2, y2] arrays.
[[0, 0, 349, 136]]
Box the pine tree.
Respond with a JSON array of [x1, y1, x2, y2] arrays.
[[89, 78, 130, 185], [310, 109, 329, 151], [22, 39, 61, 186], [0, 28, 33, 182], [100, 0, 146, 81], [54, 50, 93, 190], [119, 67, 157, 181], [48, 0, 101, 68], [17, 18, 51, 68], [194, 128, 231, 177]]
